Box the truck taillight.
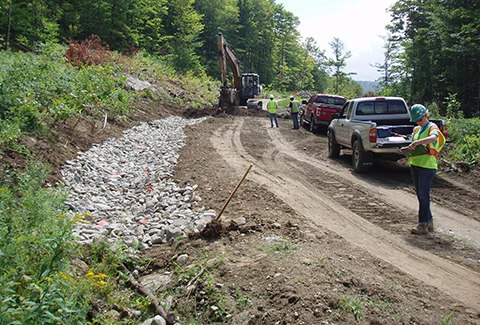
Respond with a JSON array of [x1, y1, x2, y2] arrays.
[[442, 125, 448, 139], [369, 129, 377, 142]]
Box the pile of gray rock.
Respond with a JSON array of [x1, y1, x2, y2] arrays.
[[61, 116, 214, 250]]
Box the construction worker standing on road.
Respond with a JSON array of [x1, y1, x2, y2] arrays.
[[407, 104, 446, 235], [289, 95, 300, 129], [268, 94, 279, 128]]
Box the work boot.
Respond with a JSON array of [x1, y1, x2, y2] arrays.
[[428, 222, 434, 232], [411, 225, 428, 235]]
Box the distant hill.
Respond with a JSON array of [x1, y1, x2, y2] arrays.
[[355, 80, 381, 94]]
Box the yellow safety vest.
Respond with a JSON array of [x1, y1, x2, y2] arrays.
[[268, 100, 277, 114], [408, 122, 446, 169], [291, 100, 300, 113]]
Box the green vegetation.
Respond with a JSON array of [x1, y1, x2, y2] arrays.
[[157, 253, 229, 324], [0, 42, 219, 155], [446, 118, 480, 168], [0, 42, 221, 324], [0, 0, 366, 97], [235, 292, 252, 310], [0, 162, 88, 324], [340, 296, 363, 321], [259, 238, 296, 253], [1, 1, 480, 321], [0, 41, 478, 323], [3, 0, 480, 114], [378, 0, 480, 118], [442, 311, 455, 325], [0, 162, 165, 324], [0, 46, 133, 132]]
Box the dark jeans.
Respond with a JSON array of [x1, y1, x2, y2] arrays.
[[269, 113, 279, 127], [291, 112, 299, 129], [410, 165, 436, 225]]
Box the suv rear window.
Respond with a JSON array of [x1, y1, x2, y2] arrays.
[[356, 100, 407, 115], [316, 96, 346, 105]]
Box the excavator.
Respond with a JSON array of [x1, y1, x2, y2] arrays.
[[217, 33, 263, 110]]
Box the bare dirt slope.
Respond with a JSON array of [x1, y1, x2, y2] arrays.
[[172, 112, 480, 324]]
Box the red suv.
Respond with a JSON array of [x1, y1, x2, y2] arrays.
[[300, 94, 346, 132]]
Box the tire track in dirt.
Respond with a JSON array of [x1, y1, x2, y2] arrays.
[[272, 122, 480, 248], [211, 117, 480, 312]]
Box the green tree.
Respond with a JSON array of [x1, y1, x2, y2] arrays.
[[271, 4, 303, 91], [386, 0, 480, 116], [129, 0, 169, 53], [237, 0, 276, 85], [163, 0, 204, 72], [303, 37, 329, 92], [194, 0, 238, 77], [0, 0, 60, 47], [374, 34, 398, 88], [326, 37, 353, 94]]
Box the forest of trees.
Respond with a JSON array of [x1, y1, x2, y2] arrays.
[[378, 0, 480, 117], [0, 0, 338, 94], [1, 0, 480, 115]]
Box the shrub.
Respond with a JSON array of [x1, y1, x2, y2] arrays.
[[0, 163, 89, 324], [65, 35, 117, 68], [446, 117, 480, 167], [0, 45, 135, 132]]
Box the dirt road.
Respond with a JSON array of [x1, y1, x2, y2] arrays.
[[172, 112, 480, 324], [213, 115, 480, 303]]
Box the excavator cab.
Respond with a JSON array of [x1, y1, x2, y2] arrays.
[[241, 73, 262, 98]]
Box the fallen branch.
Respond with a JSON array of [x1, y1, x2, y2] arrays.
[[121, 265, 175, 324], [102, 112, 108, 129], [440, 158, 460, 172], [185, 266, 205, 300], [186, 266, 204, 290]]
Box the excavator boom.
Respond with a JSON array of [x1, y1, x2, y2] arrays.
[[217, 33, 241, 90]]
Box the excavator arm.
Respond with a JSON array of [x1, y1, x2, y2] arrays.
[[217, 33, 242, 91]]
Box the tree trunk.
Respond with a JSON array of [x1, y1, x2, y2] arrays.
[[6, 1, 12, 50], [477, 63, 480, 114]]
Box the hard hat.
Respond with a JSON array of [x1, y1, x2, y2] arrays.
[[270, 94, 274, 99], [290, 95, 294, 100], [410, 104, 428, 122]]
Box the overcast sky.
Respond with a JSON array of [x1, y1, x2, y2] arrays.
[[278, 0, 398, 81]]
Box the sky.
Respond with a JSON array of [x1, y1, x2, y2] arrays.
[[278, 0, 398, 81]]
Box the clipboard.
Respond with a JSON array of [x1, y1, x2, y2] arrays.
[[399, 144, 428, 157]]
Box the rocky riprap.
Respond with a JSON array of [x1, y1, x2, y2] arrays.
[[61, 116, 214, 250]]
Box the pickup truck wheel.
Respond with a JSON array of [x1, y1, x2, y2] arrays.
[[352, 140, 372, 173], [309, 115, 315, 133], [299, 111, 305, 127], [328, 132, 341, 158]]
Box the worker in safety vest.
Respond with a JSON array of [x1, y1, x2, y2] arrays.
[[267, 94, 279, 128], [407, 104, 446, 234], [289, 95, 300, 129]]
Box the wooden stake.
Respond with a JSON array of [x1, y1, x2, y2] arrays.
[[216, 163, 253, 221]]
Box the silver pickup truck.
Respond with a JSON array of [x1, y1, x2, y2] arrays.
[[327, 97, 448, 173]]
